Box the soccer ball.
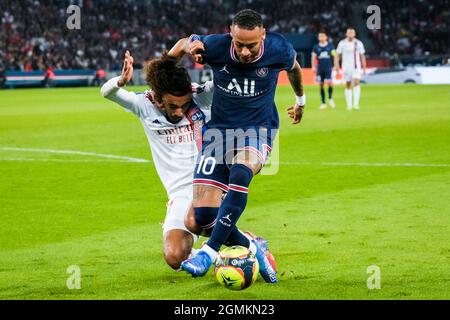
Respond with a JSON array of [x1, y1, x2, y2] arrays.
[[214, 245, 259, 290]]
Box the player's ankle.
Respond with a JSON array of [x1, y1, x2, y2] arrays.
[[202, 244, 218, 261]]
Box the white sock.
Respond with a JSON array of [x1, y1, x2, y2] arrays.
[[354, 85, 361, 107], [189, 248, 199, 259], [241, 231, 258, 255], [202, 244, 218, 262], [345, 88, 353, 108]]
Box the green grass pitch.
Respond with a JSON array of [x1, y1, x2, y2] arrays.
[[0, 84, 449, 299]]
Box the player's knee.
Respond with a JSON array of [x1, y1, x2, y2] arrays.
[[233, 153, 261, 175], [163, 247, 187, 270], [229, 163, 254, 183]]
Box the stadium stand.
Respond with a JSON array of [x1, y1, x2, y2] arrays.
[[0, 0, 448, 79]]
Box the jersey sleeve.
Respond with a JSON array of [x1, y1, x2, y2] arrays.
[[358, 41, 366, 54], [100, 76, 147, 118], [192, 80, 214, 111], [191, 34, 218, 64], [330, 43, 337, 56], [191, 33, 229, 65], [283, 40, 297, 71], [312, 45, 318, 55]]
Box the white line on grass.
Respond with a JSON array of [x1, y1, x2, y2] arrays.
[[0, 158, 137, 163], [270, 161, 450, 168], [0, 147, 150, 163]]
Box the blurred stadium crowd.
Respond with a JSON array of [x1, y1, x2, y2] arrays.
[[0, 0, 449, 71], [367, 0, 449, 57]]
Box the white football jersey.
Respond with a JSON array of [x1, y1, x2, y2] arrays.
[[336, 38, 366, 70], [101, 76, 213, 198]]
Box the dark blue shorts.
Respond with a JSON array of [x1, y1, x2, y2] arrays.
[[317, 69, 332, 83], [193, 127, 276, 192]]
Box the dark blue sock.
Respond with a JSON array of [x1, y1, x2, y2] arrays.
[[328, 86, 333, 99], [207, 164, 253, 252], [224, 228, 250, 248], [194, 207, 250, 247], [320, 86, 325, 103], [194, 207, 218, 236]]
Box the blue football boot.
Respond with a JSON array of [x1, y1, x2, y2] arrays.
[[181, 250, 213, 277], [251, 238, 278, 283]]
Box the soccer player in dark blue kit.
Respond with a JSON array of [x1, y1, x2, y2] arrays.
[[169, 9, 306, 283], [312, 31, 337, 110]]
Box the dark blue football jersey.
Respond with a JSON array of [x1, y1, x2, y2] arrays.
[[196, 32, 297, 130], [312, 42, 335, 72]]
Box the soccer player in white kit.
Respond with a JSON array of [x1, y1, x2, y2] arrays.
[[335, 28, 366, 110], [101, 51, 213, 270]]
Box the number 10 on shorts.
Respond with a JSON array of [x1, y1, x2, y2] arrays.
[[196, 156, 216, 175]]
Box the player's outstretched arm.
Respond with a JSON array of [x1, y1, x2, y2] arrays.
[[168, 38, 189, 60], [286, 60, 306, 125], [100, 50, 143, 116], [168, 36, 205, 63]]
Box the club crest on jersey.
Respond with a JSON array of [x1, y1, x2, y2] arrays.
[[256, 67, 268, 77], [187, 110, 203, 122]]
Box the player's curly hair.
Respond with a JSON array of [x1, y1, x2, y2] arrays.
[[143, 52, 192, 102], [232, 9, 263, 30]]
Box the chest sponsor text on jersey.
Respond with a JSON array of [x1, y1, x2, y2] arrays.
[[156, 124, 195, 145], [217, 77, 265, 97]]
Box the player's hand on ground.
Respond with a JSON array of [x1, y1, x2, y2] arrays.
[[287, 104, 304, 125], [189, 40, 205, 64], [118, 50, 134, 87]]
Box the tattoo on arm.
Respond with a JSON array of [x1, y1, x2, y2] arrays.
[[287, 61, 304, 97]]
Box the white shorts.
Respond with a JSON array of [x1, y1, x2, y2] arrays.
[[343, 68, 362, 82], [162, 194, 198, 241]]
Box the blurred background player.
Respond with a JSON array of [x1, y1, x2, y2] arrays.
[[312, 31, 336, 110], [335, 27, 366, 110], [101, 51, 213, 270]]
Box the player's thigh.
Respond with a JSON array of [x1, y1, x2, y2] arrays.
[[352, 69, 362, 85], [316, 71, 325, 86], [324, 70, 332, 85], [163, 196, 197, 238], [344, 69, 353, 86], [230, 127, 274, 175], [193, 149, 229, 206], [232, 149, 262, 176]]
